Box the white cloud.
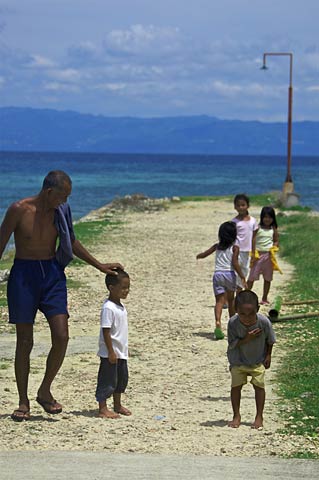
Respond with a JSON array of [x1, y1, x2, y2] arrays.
[[48, 68, 81, 82], [28, 54, 57, 68], [95, 82, 126, 92], [307, 85, 319, 92], [44, 82, 80, 93], [104, 24, 182, 56], [300, 52, 319, 71], [211, 80, 242, 96]]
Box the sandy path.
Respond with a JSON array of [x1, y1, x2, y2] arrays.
[[0, 199, 317, 457]]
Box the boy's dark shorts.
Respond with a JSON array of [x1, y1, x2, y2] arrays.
[[7, 258, 68, 324], [95, 358, 128, 402]]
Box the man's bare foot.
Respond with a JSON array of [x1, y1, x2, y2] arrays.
[[114, 405, 132, 416], [98, 408, 120, 419], [251, 415, 263, 429], [228, 415, 241, 428]]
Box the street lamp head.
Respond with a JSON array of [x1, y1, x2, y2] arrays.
[[260, 64, 268, 71]]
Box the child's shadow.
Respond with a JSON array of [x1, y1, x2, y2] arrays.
[[201, 419, 228, 427], [68, 409, 97, 418], [199, 395, 229, 402], [193, 331, 215, 340], [201, 419, 253, 428]]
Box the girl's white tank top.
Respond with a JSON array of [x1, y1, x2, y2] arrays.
[[215, 246, 234, 271]]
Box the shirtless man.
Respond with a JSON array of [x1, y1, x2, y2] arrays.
[[0, 170, 123, 421]]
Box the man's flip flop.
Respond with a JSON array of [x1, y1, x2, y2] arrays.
[[36, 397, 62, 414], [11, 409, 31, 422]]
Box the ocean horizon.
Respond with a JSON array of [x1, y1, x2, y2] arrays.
[[1, 151, 318, 223]]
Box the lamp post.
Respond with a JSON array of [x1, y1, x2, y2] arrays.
[[261, 52, 296, 198]]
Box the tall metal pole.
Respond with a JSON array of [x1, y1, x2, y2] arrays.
[[262, 52, 294, 190]]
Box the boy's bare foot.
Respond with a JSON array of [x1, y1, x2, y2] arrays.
[[98, 408, 120, 419], [228, 415, 241, 428], [114, 405, 132, 416], [251, 415, 263, 429]]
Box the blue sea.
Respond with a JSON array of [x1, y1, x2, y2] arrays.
[[1, 151, 318, 222]]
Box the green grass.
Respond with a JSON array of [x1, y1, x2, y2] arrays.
[[281, 205, 312, 213], [288, 451, 319, 460], [71, 218, 122, 267], [0, 297, 7, 307], [248, 192, 281, 206], [275, 210, 319, 454], [0, 251, 14, 308], [66, 278, 84, 289], [73, 219, 114, 244], [179, 195, 232, 202], [278, 212, 319, 299], [180, 191, 281, 207]]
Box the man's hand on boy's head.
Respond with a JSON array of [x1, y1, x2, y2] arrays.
[[99, 262, 124, 275]]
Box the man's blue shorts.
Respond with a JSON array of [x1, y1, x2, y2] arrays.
[[7, 258, 68, 324]]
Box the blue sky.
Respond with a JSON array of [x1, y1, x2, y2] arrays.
[[1, 0, 319, 121]]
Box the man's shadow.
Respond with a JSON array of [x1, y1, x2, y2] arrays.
[[0, 412, 59, 422]]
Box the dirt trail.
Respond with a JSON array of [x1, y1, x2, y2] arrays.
[[1, 199, 316, 457]]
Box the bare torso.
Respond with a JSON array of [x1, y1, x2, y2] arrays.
[[7, 196, 58, 260]]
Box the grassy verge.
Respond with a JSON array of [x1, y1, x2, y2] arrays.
[[71, 218, 122, 267], [275, 210, 319, 457], [180, 192, 281, 206], [180, 195, 232, 202]]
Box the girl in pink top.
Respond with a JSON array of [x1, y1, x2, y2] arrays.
[[232, 194, 258, 291]]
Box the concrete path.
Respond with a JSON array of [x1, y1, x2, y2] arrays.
[[0, 452, 317, 479]]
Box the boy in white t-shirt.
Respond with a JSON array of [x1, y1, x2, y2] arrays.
[[95, 269, 131, 419]]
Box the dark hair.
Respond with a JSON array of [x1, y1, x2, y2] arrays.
[[235, 290, 259, 310], [105, 268, 129, 288], [217, 221, 237, 250], [234, 193, 250, 207], [260, 206, 278, 228], [42, 170, 72, 191]]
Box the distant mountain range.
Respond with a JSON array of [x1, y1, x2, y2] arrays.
[[1, 107, 319, 155]]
